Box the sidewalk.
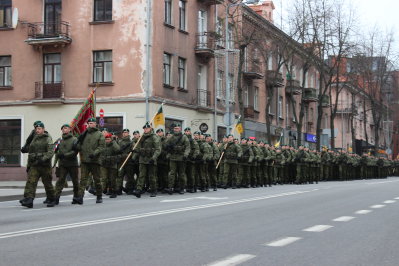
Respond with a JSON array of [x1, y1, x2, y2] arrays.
[[0, 181, 73, 202]]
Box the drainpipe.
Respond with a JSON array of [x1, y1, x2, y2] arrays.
[[214, 4, 218, 139], [145, 0, 152, 121]]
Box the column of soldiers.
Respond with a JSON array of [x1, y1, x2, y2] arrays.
[[19, 120, 399, 208]]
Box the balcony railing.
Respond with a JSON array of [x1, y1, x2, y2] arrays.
[[195, 32, 217, 58], [243, 60, 263, 79], [244, 105, 255, 118], [266, 70, 284, 87], [321, 95, 330, 107], [26, 21, 72, 47], [197, 89, 211, 108], [197, 0, 224, 5], [35, 81, 64, 99], [303, 88, 318, 102], [285, 79, 302, 95]]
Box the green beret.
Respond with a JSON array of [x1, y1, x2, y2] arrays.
[[122, 128, 130, 133], [35, 122, 45, 128], [193, 131, 201, 135], [184, 127, 191, 131], [226, 134, 233, 138], [87, 118, 96, 123], [133, 130, 140, 134], [61, 123, 70, 129], [156, 128, 164, 133], [143, 122, 152, 129], [174, 123, 181, 128], [33, 120, 42, 126]]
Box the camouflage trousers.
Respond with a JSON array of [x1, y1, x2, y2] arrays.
[[238, 164, 251, 187], [24, 166, 55, 199], [222, 162, 238, 187], [185, 161, 196, 190], [118, 162, 135, 192], [197, 162, 208, 189], [207, 161, 218, 188], [136, 163, 157, 192], [55, 166, 79, 198], [79, 163, 102, 197], [157, 163, 169, 191], [102, 167, 118, 192], [168, 160, 187, 190]]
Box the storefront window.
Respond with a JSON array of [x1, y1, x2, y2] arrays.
[[0, 119, 21, 166]]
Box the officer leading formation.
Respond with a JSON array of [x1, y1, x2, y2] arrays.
[[19, 120, 398, 208]]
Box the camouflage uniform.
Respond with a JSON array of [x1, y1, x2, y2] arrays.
[[222, 140, 242, 188], [238, 140, 254, 188], [197, 137, 212, 191], [207, 139, 220, 191], [101, 138, 120, 197], [117, 135, 134, 194]]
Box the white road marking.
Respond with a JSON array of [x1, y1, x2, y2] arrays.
[[0, 190, 315, 239], [195, 196, 229, 200], [303, 225, 333, 232], [366, 180, 399, 185], [22, 208, 50, 212], [394, 197, 399, 200], [333, 216, 355, 222], [265, 237, 302, 247], [370, 204, 386, 209], [206, 254, 256, 266], [355, 210, 372, 214], [161, 196, 229, 203], [383, 200, 396, 204]]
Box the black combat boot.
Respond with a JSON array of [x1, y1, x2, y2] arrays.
[[133, 190, 141, 198], [47, 199, 56, 207], [21, 198, 33, 208], [75, 196, 83, 205], [150, 190, 157, 197], [54, 197, 60, 205], [96, 195, 103, 203], [43, 197, 50, 204], [88, 187, 96, 195], [109, 191, 117, 198]]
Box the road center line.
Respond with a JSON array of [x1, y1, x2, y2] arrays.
[[370, 204, 386, 209], [355, 210, 372, 214], [333, 216, 355, 222], [303, 225, 333, 232], [0, 190, 315, 240], [206, 254, 256, 266], [366, 180, 399, 185], [383, 200, 396, 204], [265, 237, 302, 247]]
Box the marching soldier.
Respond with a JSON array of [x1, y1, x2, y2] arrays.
[[273, 148, 286, 184], [117, 129, 134, 194], [132, 122, 161, 198], [206, 134, 220, 191], [221, 135, 242, 189], [76, 117, 105, 204], [184, 127, 200, 193], [20, 122, 56, 208], [131, 130, 141, 191], [238, 138, 254, 188], [101, 133, 120, 198], [54, 124, 79, 205], [197, 132, 212, 191], [294, 145, 309, 184], [156, 128, 169, 192], [217, 135, 228, 187]]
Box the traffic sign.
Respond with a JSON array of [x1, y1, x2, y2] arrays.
[[99, 117, 105, 127], [99, 108, 104, 118]]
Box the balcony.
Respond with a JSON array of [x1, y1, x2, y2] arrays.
[[25, 21, 72, 48], [195, 32, 216, 59], [266, 70, 284, 87], [197, 0, 224, 5], [33, 82, 65, 103], [303, 88, 318, 102], [197, 89, 211, 112], [285, 79, 302, 95], [243, 60, 263, 80], [321, 95, 330, 107], [244, 105, 255, 118]]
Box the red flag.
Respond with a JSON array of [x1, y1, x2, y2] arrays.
[[70, 89, 96, 135]]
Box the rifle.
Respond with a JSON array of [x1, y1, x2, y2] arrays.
[[21, 130, 35, 153], [216, 143, 228, 169]]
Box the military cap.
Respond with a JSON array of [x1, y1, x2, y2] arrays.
[[226, 134, 233, 138], [205, 134, 212, 138], [122, 128, 130, 133], [184, 127, 191, 131], [133, 130, 140, 134], [249, 136, 256, 140], [174, 123, 181, 128], [61, 123, 70, 129], [142, 121, 152, 129], [241, 137, 247, 141], [156, 128, 164, 133], [35, 122, 45, 128], [223, 135, 228, 138], [259, 140, 264, 144], [193, 131, 201, 135], [33, 120, 42, 127], [87, 117, 96, 123], [105, 133, 113, 139]]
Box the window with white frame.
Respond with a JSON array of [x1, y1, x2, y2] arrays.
[[228, 73, 234, 101], [164, 0, 172, 25], [243, 86, 248, 107], [254, 86, 259, 111], [267, 53, 273, 70], [216, 70, 223, 98], [163, 53, 172, 86], [0, 0, 12, 28], [178, 57, 186, 89], [278, 96, 283, 118], [93, 50, 112, 83], [0, 55, 12, 86], [216, 17, 223, 47], [227, 24, 233, 49], [179, 0, 186, 31]]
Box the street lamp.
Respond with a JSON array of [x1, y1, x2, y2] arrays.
[[224, 0, 259, 133]]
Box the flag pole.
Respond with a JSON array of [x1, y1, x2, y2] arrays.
[[216, 115, 241, 169], [119, 102, 165, 171]]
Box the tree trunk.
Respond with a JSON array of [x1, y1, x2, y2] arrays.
[[237, 46, 246, 133]]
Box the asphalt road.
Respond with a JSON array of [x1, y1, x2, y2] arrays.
[[1, 178, 399, 266]]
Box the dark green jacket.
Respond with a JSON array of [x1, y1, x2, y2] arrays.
[[187, 136, 200, 162], [208, 142, 220, 162], [165, 132, 190, 161], [239, 143, 254, 165], [223, 142, 242, 164], [56, 133, 78, 167], [28, 133, 54, 167], [133, 132, 161, 164], [158, 136, 169, 165], [78, 127, 105, 165], [101, 141, 120, 169], [198, 140, 212, 162]]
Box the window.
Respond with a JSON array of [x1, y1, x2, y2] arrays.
[[93, 50, 112, 83], [164, 0, 172, 25], [267, 53, 273, 70], [0, 0, 12, 28], [217, 126, 226, 141], [216, 17, 223, 47], [216, 70, 223, 98], [96, 116, 123, 137], [278, 96, 283, 118], [228, 73, 234, 101], [163, 53, 172, 86], [94, 0, 112, 22], [0, 56, 11, 86], [227, 24, 233, 49], [254, 87, 259, 111], [179, 0, 186, 30], [44, 53, 61, 84], [0, 119, 21, 166], [243, 86, 248, 107], [178, 57, 186, 89]]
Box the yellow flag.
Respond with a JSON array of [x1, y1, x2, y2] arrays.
[[153, 105, 165, 128], [235, 116, 243, 135]]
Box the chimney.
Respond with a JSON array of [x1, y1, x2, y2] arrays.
[[248, 0, 275, 23]]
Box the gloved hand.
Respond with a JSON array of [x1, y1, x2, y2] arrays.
[[89, 154, 95, 159], [21, 146, 29, 153], [58, 153, 65, 159], [148, 158, 155, 164]]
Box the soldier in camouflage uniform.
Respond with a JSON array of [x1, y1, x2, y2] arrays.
[[54, 124, 79, 205], [217, 136, 228, 187], [184, 128, 200, 193], [117, 129, 134, 194], [156, 129, 169, 192], [131, 130, 141, 190], [294, 145, 309, 184], [308, 150, 319, 184], [101, 133, 120, 198], [281, 145, 293, 184], [253, 139, 264, 187], [206, 134, 220, 191], [20, 122, 55, 208], [265, 144, 276, 186], [77, 118, 105, 204], [222, 135, 242, 189], [132, 122, 161, 197], [273, 148, 286, 184], [196, 132, 212, 191], [247, 138, 258, 187], [238, 138, 254, 188]]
